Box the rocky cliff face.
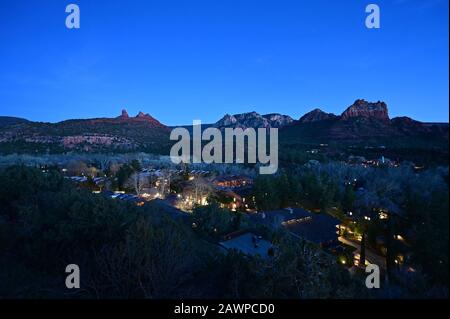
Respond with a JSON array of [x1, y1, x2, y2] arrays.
[[214, 114, 238, 127], [299, 108, 337, 123], [341, 99, 389, 121], [215, 112, 269, 129], [263, 113, 294, 127], [215, 111, 293, 129], [105, 109, 166, 128], [117, 109, 129, 119]]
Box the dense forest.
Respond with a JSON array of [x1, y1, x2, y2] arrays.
[[0, 165, 370, 299], [251, 163, 449, 295], [0, 162, 447, 298]]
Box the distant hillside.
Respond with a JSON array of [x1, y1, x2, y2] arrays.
[[0, 101, 448, 165], [281, 99, 448, 147], [0, 116, 28, 128], [298, 109, 337, 123], [279, 100, 448, 165], [0, 110, 171, 154]]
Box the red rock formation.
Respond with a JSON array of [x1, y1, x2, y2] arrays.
[[120, 109, 129, 118], [136, 111, 147, 118], [341, 99, 389, 121], [97, 110, 167, 128], [132, 111, 166, 127]]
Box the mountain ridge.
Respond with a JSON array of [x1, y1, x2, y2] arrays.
[[0, 101, 448, 156], [214, 111, 294, 129], [0, 116, 29, 129]]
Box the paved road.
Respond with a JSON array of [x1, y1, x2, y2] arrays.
[[339, 236, 386, 270]]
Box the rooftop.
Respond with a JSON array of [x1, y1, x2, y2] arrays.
[[219, 232, 273, 259], [250, 208, 341, 245], [150, 198, 190, 222], [213, 175, 253, 183]]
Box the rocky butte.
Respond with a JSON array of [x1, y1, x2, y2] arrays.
[[110, 109, 167, 128], [341, 99, 389, 121], [118, 109, 129, 119]]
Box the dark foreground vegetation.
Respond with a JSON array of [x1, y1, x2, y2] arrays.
[[0, 166, 367, 299], [251, 163, 449, 297], [0, 165, 447, 298]]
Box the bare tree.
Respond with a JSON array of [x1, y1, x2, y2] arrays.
[[157, 169, 172, 197], [126, 172, 150, 196], [91, 219, 197, 298], [191, 176, 213, 205]]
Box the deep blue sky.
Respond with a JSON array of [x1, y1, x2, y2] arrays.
[[0, 0, 448, 125]]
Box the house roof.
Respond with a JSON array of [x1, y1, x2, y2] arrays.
[[250, 208, 341, 244], [219, 232, 272, 259], [232, 186, 253, 198], [284, 213, 340, 244], [150, 198, 190, 222], [213, 175, 253, 183]]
